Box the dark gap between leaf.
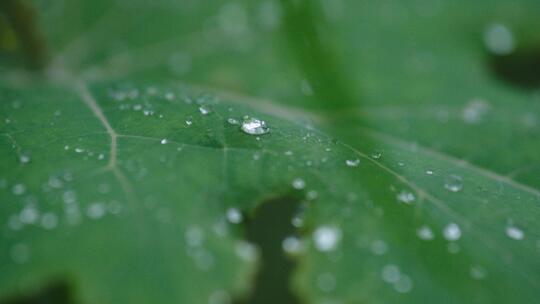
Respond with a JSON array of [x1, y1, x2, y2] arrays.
[[1, 280, 73, 304], [235, 197, 302, 304], [489, 46, 540, 90]]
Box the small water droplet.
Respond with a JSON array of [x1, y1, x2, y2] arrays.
[[198, 105, 212, 115], [371, 151, 382, 159], [225, 208, 243, 224], [443, 223, 461, 241], [19, 154, 31, 164], [381, 264, 400, 283], [505, 225, 524, 240], [313, 225, 341, 252], [370, 239, 388, 255], [235, 241, 257, 261], [282, 236, 303, 254], [345, 159, 360, 167], [40, 212, 58, 230], [75, 147, 85, 153], [425, 170, 434, 175], [292, 178, 305, 190], [160, 138, 168, 145], [227, 118, 239, 125], [87, 202, 106, 219], [484, 23, 515, 55], [20, 205, 39, 224], [185, 119, 193, 126], [416, 225, 435, 240], [240, 117, 270, 135], [12, 183, 26, 195], [444, 174, 463, 192], [470, 265, 487, 280], [396, 190, 415, 204], [394, 274, 413, 293]]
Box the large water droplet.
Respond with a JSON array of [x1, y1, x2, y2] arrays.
[[240, 117, 270, 135], [444, 174, 463, 192]]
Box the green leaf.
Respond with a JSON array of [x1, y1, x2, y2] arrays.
[[1, 1, 540, 303]]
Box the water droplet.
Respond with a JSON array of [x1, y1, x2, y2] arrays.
[[306, 190, 318, 200], [75, 147, 85, 153], [292, 178, 305, 190], [426, 170, 434, 175], [484, 23, 515, 55], [505, 225, 524, 240], [313, 225, 341, 252], [199, 105, 212, 115], [416, 226, 435, 240], [282, 236, 303, 254], [12, 183, 26, 195], [227, 118, 239, 125], [185, 119, 193, 126], [185, 226, 205, 247], [371, 151, 382, 159], [20, 205, 39, 224], [19, 154, 31, 164], [381, 264, 401, 283], [396, 190, 415, 204], [40, 212, 58, 230], [345, 159, 360, 167], [225, 207, 243, 224], [470, 265, 487, 280], [370, 239, 388, 255], [160, 138, 168, 145], [444, 174, 463, 192], [87, 202, 106, 219], [240, 117, 270, 135], [462, 99, 490, 124], [443, 223, 461, 241], [235, 241, 257, 261], [394, 274, 413, 293]]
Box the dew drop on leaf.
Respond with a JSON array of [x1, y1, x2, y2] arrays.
[[12, 183, 26, 195], [443, 223, 462, 241], [444, 174, 463, 192], [240, 117, 270, 135], [160, 139, 168, 145], [505, 225, 524, 240], [381, 264, 400, 283], [416, 225, 435, 240], [225, 207, 243, 224], [484, 23, 515, 55], [198, 105, 212, 115], [345, 159, 360, 167], [282, 236, 303, 254], [396, 190, 415, 204], [313, 225, 341, 252], [19, 154, 31, 164], [292, 178, 305, 190]]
